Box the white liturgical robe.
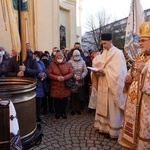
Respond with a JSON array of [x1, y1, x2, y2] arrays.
[[93, 46, 127, 138]]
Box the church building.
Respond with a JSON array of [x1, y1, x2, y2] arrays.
[[0, 0, 83, 54]]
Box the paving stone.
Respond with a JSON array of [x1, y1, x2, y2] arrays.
[[102, 141, 107, 145], [72, 137, 79, 140], [58, 146, 66, 150], [58, 141, 66, 145], [113, 144, 122, 148], [87, 143, 95, 147], [65, 137, 72, 141], [90, 137, 97, 140], [72, 147, 80, 150], [29, 107, 123, 150], [87, 140, 94, 144], [50, 140, 58, 144], [65, 140, 72, 144], [79, 143, 86, 147], [31, 147, 41, 150], [89, 148, 98, 150], [58, 138, 65, 142], [107, 142, 115, 147], [72, 139, 80, 144], [80, 147, 89, 150], [95, 144, 103, 149], [104, 138, 110, 142], [38, 144, 47, 149], [103, 145, 111, 149], [111, 147, 121, 150], [79, 136, 85, 140], [64, 145, 73, 149]]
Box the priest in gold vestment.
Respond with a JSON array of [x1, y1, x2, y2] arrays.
[[118, 22, 150, 149], [93, 33, 127, 138]]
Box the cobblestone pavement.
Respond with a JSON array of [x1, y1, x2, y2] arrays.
[[30, 107, 122, 150]]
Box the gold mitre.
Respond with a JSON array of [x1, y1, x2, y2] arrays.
[[139, 22, 150, 38]]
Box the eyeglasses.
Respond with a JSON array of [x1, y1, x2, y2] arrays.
[[139, 38, 150, 43]]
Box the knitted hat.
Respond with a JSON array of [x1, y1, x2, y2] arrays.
[[139, 22, 150, 38], [73, 50, 80, 56], [101, 33, 112, 41], [55, 51, 64, 58]]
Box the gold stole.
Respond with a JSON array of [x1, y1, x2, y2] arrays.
[[121, 59, 149, 147], [121, 81, 140, 146]]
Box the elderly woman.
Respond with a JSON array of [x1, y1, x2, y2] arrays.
[[47, 52, 73, 121], [69, 50, 88, 115]]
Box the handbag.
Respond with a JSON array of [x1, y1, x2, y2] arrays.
[[65, 78, 75, 88], [56, 64, 75, 88]]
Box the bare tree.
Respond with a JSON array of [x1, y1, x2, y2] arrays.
[[81, 9, 126, 52], [82, 10, 113, 52]]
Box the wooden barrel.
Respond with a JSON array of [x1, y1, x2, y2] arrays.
[[0, 77, 37, 149]]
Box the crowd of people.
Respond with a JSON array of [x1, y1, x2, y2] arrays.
[[1, 21, 150, 149], [0, 42, 95, 123]]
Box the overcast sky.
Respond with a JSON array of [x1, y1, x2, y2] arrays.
[[81, 0, 150, 34]]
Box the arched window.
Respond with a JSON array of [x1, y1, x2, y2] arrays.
[[60, 25, 66, 48]]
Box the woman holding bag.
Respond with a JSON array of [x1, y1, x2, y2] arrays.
[[69, 50, 88, 115], [47, 51, 73, 121]]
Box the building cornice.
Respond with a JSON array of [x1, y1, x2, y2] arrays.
[[60, 0, 76, 5]]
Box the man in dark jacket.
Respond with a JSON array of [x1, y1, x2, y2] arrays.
[[66, 42, 86, 61], [6, 44, 39, 78], [6, 44, 43, 123]]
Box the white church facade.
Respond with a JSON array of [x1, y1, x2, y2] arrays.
[[0, 0, 83, 54]]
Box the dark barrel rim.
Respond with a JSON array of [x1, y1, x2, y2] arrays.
[[0, 77, 36, 92]]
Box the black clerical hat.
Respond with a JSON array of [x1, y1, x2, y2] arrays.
[[101, 33, 112, 41]]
